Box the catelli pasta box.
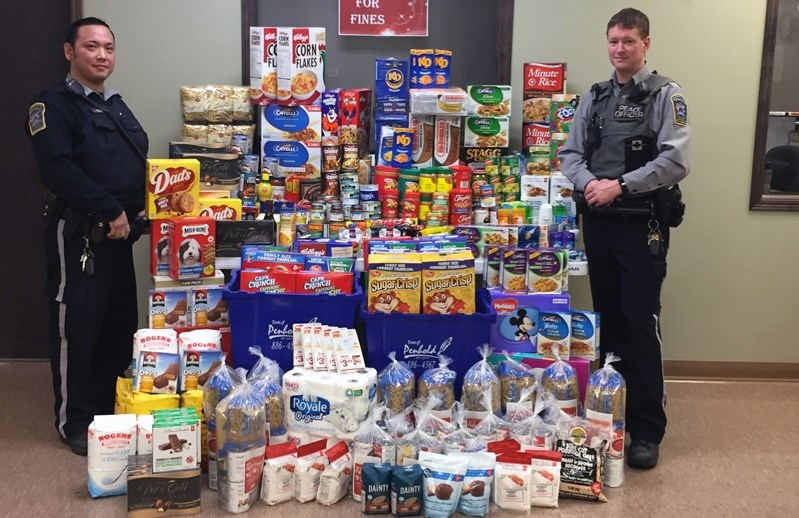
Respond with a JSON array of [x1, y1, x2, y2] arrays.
[[276, 27, 326, 105]]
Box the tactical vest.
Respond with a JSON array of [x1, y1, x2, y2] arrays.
[[585, 73, 674, 179]]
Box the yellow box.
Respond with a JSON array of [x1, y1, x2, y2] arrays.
[[421, 251, 475, 315], [114, 377, 180, 415], [367, 253, 422, 314], [145, 158, 201, 220], [198, 197, 242, 220]]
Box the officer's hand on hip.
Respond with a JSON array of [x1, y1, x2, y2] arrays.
[[585, 178, 623, 207], [107, 212, 130, 240]]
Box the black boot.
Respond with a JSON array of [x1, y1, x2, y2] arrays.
[[627, 439, 659, 469]]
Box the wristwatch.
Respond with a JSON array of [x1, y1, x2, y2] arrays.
[[618, 177, 630, 194]]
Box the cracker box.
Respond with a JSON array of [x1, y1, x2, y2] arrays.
[[570, 310, 600, 361], [536, 310, 572, 359], [146, 159, 201, 220], [295, 272, 353, 295], [420, 251, 475, 315], [367, 253, 422, 314], [168, 217, 216, 280], [527, 248, 565, 294], [149, 289, 190, 329], [262, 140, 321, 179], [151, 220, 171, 276], [433, 116, 461, 167], [550, 94, 580, 133], [190, 287, 228, 327], [135, 350, 181, 394], [249, 27, 278, 105], [238, 269, 296, 293], [467, 85, 512, 117], [276, 27, 326, 105], [260, 104, 322, 143], [464, 116, 510, 148], [375, 58, 409, 114], [411, 114, 435, 167], [198, 198, 242, 221], [522, 62, 567, 98], [500, 248, 528, 293]]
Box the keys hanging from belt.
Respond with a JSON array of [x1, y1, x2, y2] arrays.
[[647, 220, 664, 256], [80, 236, 95, 276]]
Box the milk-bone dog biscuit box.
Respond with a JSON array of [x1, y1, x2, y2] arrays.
[[146, 159, 200, 220], [168, 217, 216, 280]]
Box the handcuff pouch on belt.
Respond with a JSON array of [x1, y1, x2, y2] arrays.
[[572, 184, 684, 227]]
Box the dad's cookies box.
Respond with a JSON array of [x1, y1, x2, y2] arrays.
[[489, 291, 570, 354], [146, 159, 200, 220]]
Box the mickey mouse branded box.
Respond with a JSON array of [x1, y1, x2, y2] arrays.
[[488, 291, 570, 354]]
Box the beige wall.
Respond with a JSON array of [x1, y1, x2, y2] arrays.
[[85, 1, 799, 364]]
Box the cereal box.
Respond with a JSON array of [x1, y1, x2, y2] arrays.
[[241, 250, 306, 272], [190, 287, 228, 327], [295, 272, 353, 295], [276, 27, 326, 105], [550, 94, 580, 133], [148, 289, 189, 329], [375, 58, 409, 114], [238, 269, 296, 293], [536, 311, 572, 360], [409, 49, 435, 88], [433, 116, 461, 167], [500, 248, 528, 293], [168, 217, 216, 280], [320, 89, 341, 145], [198, 198, 241, 221], [146, 159, 201, 220], [527, 248, 564, 294], [570, 310, 600, 361], [260, 104, 322, 143], [420, 251, 475, 315], [151, 220, 171, 276], [262, 140, 321, 179], [339, 88, 372, 157], [467, 85, 512, 117], [367, 253, 422, 314], [464, 117, 510, 148], [411, 114, 434, 167], [249, 27, 278, 105], [522, 62, 567, 98]]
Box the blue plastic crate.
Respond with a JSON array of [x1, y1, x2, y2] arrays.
[[223, 269, 363, 372], [360, 288, 497, 399]]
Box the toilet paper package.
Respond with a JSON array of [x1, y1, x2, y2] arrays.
[[282, 368, 377, 441], [88, 414, 138, 498]]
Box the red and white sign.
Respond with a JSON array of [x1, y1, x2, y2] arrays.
[[339, 0, 428, 37]]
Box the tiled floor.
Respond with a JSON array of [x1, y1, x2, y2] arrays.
[[1, 362, 796, 517]]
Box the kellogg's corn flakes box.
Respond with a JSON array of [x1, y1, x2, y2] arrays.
[[146, 159, 200, 220], [277, 27, 326, 105], [249, 27, 278, 105]]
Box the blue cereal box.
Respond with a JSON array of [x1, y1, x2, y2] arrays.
[[320, 89, 342, 144], [570, 310, 600, 360], [375, 58, 409, 114]]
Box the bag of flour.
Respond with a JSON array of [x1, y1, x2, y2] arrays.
[[316, 441, 353, 505], [261, 441, 297, 505], [293, 439, 328, 503]]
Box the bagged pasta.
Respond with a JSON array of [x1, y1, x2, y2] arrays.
[[385, 405, 415, 439], [504, 383, 537, 425], [261, 441, 298, 505], [216, 374, 267, 513], [472, 388, 511, 442], [417, 355, 456, 420], [316, 441, 353, 505], [418, 451, 469, 518], [496, 352, 535, 414], [461, 345, 501, 429], [443, 402, 478, 454], [584, 353, 627, 460], [541, 345, 580, 416], [378, 352, 416, 414], [353, 404, 397, 501], [202, 356, 242, 490], [396, 400, 442, 466], [415, 394, 457, 439], [247, 347, 287, 445], [449, 452, 496, 517]]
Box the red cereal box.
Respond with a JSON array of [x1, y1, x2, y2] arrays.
[[168, 217, 216, 280], [151, 220, 171, 276], [238, 270, 296, 294], [295, 272, 353, 295], [241, 251, 306, 272], [339, 88, 373, 157], [522, 63, 567, 98]]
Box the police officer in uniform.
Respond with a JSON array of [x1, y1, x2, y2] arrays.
[[26, 17, 148, 455], [559, 8, 690, 469]]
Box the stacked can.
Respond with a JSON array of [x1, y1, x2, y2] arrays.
[[449, 188, 472, 225], [398, 168, 420, 202], [419, 167, 437, 223], [340, 170, 360, 208]]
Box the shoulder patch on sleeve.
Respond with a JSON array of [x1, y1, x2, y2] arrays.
[[28, 102, 46, 136], [670, 94, 687, 127]]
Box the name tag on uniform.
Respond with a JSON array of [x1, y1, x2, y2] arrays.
[[614, 103, 644, 121]]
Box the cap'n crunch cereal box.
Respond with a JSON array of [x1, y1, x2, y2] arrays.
[[146, 159, 200, 220]]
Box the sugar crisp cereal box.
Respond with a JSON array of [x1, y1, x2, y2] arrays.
[[367, 253, 422, 314], [421, 251, 475, 315]]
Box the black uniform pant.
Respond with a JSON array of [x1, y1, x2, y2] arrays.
[[44, 216, 137, 440], [582, 211, 669, 445]]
